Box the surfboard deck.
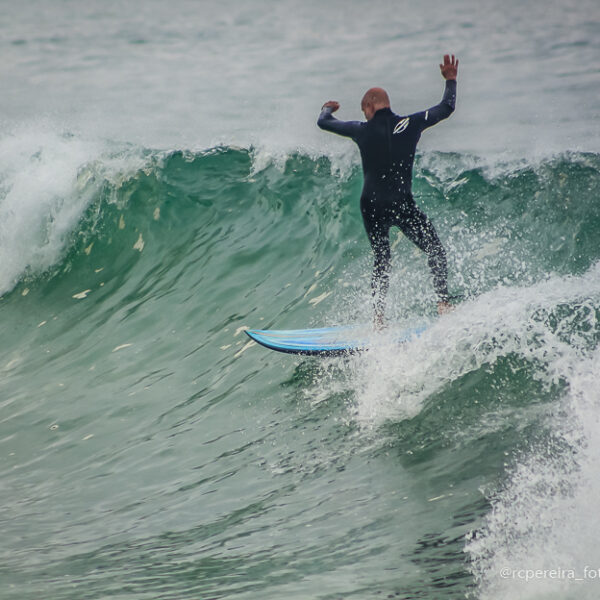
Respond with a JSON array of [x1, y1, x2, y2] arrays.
[[245, 323, 427, 356]]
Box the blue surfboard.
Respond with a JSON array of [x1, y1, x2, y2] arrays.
[[245, 323, 427, 356]]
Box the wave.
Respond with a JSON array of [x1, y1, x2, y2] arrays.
[[1, 127, 599, 305], [2, 126, 600, 599]]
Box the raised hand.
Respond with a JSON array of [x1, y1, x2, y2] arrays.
[[439, 54, 458, 80]]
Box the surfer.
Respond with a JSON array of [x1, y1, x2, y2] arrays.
[[318, 54, 458, 327]]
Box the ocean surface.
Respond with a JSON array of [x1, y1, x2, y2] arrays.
[[1, 1, 600, 598]]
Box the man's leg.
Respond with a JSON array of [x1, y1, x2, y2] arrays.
[[396, 204, 450, 304], [363, 218, 391, 328]]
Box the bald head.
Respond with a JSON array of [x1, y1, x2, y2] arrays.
[[361, 87, 390, 121]]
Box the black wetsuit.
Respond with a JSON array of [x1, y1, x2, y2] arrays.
[[318, 79, 456, 319]]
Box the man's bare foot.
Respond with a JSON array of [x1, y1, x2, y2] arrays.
[[437, 301, 454, 315]]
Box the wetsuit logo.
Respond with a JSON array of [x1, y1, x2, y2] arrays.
[[393, 118, 409, 135]]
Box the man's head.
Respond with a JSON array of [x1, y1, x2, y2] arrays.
[[361, 87, 391, 121]]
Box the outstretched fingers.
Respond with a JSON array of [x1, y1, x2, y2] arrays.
[[439, 54, 458, 79], [440, 54, 458, 67]]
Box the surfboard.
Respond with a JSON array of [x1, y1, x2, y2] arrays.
[[245, 323, 427, 356]]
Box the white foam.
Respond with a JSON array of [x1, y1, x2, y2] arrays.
[[451, 265, 600, 598], [466, 349, 600, 599], [0, 126, 98, 294], [347, 262, 600, 427], [323, 262, 600, 597], [0, 123, 153, 295]]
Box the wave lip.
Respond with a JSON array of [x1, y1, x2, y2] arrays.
[[2, 130, 599, 300]]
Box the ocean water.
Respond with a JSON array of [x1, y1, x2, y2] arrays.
[[1, 1, 600, 599]]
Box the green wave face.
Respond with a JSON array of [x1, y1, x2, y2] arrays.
[[2, 147, 600, 599]]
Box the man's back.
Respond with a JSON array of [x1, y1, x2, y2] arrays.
[[354, 107, 423, 194], [318, 79, 456, 196]]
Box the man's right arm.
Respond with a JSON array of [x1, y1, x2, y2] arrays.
[[412, 54, 458, 130], [416, 79, 456, 130], [317, 105, 362, 139]]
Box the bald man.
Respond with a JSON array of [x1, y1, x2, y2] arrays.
[[318, 55, 458, 326]]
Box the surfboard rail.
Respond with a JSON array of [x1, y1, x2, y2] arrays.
[[245, 324, 427, 356]]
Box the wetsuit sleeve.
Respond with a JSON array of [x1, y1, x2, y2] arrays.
[[317, 107, 363, 139], [411, 79, 456, 131]]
